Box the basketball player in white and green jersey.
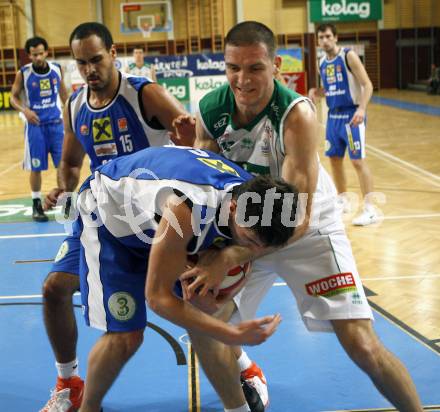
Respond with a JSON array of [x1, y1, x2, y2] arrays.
[[126, 46, 157, 81], [198, 74, 305, 177], [181, 21, 423, 412]]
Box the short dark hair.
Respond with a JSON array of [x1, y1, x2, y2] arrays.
[[225, 21, 276, 59], [231, 175, 299, 247], [133, 45, 144, 51], [69, 22, 113, 50], [24, 36, 48, 54], [316, 23, 337, 36]]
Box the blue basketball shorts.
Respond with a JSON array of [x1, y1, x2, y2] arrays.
[[325, 108, 366, 160], [50, 234, 81, 276], [79, 220, 149, 333], [23, 120, 64, 171]]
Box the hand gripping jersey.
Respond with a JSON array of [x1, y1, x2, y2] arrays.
[[77, 146, 252, 253], [20, 62, 63, 123], [319, 47, 361, 110], [198, 80, 310, 177], [68, 72, 170, 172]]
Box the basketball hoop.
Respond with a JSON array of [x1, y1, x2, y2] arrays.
[[137, 15, 155, 38], [140, 22, 152, 38]]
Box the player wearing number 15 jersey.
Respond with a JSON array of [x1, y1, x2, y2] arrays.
[[40, 22, 195, 412], [68, 71, 169, 171]]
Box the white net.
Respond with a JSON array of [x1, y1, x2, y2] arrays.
[[137, 15, 155, 38]]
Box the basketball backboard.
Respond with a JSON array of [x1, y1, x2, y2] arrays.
[[120, 1, 173, 37]]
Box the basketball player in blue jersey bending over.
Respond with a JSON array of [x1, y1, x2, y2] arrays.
[[309, 23, 378, 226], [10, 36, 68, 222], [39, 22, 195, 412], [72, 145, 295, 412]]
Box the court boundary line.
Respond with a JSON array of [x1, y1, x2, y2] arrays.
[[366, 144, 440, 188], [381, 213, 440, 220], [366, 296, 440, 356], [322, 404, 440, 412], [0, 232, 66, 239], [0, 161, 21, 177]]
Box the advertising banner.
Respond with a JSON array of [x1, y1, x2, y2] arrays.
[[157, 77, 190, 102], [309, 0, 383, 22], [281, 72, 307, 96], [189, 75, 228, 103], [145, 53, 226, 78], [0, 87, 13, 111], [278, 48, 303, 72]]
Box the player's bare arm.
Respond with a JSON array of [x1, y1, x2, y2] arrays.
[[10, 70, 40, 125], [347, 50, 373, 126], [192, 113, 221, 152], [57, 105, 86, 191], [146, 195, 281, 346], [281, 100, 319, 240], [58, 66, 69, 105], [44, 104, 85, 210], [141, 83, 195, 146], [307, 87, 326, 105]]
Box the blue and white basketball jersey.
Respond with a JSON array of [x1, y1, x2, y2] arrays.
[[69, 72, 170, 172], [78, 146, 252, 253], [20, 62, 63, 123], [319, 48, 361, 110]]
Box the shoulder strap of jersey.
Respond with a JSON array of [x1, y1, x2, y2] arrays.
[[68, 86, 86, 133], [343, 48, 353, 73], [198, 84, 231, 139]]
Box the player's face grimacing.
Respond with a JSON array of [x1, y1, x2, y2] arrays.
[[225, 42, 276, 112], [28, 45, 48, 69], [71, 35, 116, 91]]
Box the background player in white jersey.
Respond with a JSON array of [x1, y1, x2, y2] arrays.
[[10, 36, 68, 222], [73, 145, 296, 412], [308, 23, 377, 226], [126, 45, 157, 81], [179, 21, 422, 412], [39, 22, 194, 412]]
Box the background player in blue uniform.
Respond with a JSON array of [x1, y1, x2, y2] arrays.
[[10, 36, 68, 222], [309, 23, 378, 226], [39, 23, 195, 412], [75, 145, 295, 412]]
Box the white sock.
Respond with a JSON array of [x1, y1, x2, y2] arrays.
[[31, 191, 41, 200], [237, 350, 252, 372], [56, 358, 79, 379], [224, 404, 250, 412]]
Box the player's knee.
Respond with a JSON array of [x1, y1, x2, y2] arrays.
[[108, 330, 144, 357], [42, 271, 79, 301], [342, 329, 383, 374], [350, 159, 364, 170]]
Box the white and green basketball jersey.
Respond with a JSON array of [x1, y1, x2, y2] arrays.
[[198, 80, 310, 177], [127, 62, 154, 80]]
